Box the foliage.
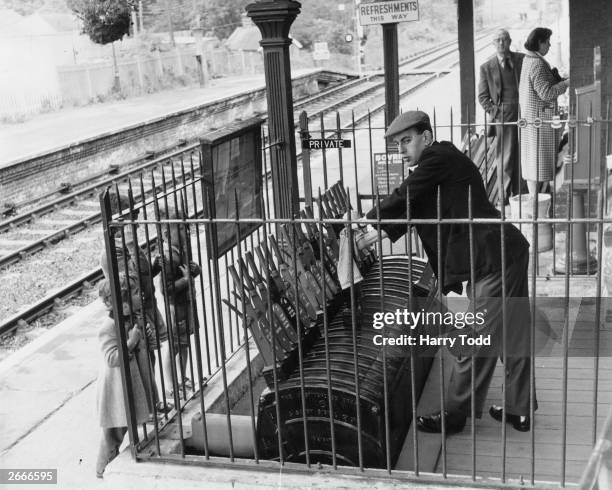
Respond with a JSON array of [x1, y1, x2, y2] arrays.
[[143, 0, 249, 39], [200, 0, 250, 39], [68, 0, 134, 45], [291, 0, 355, 55]]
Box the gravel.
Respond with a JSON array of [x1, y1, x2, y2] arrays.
[[0, 227, 104, 322]]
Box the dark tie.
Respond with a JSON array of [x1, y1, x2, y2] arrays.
[[504, 57, 512, 71]]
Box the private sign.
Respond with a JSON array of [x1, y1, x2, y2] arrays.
[[358, 0, 419, 26]]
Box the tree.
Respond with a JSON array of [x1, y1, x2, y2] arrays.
[[68, 0, 136, 91], [69, 0, 134, 44]]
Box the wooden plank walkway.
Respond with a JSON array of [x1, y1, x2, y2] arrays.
[[426, 297, 612, 486]]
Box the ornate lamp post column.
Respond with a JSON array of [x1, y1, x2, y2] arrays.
[[247, 1, 301, 218]]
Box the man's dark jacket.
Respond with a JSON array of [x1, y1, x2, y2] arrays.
[[477, 51, 524, 122], [366, 141, 529, 294]]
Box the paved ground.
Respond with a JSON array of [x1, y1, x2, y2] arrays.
[[0, 69, 317, 167]]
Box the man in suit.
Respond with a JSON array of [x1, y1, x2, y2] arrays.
[[357, 111, 536, 434], [478, 28, 526, 204]]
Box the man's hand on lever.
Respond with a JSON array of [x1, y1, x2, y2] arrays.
[[353, 216, 388, 251]]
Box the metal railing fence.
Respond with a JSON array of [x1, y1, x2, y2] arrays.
[[98, 106, 611, 487]]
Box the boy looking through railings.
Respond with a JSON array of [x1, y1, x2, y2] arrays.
[[100, 189, 172, 415], [156, 204, 201, 398]]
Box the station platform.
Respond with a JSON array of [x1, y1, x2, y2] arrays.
[[1, 47, 610, 489], [1, 245, 610, 489], [0, 68, 324, 168]]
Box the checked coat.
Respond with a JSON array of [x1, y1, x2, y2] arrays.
[[519, 50, 569, 182]]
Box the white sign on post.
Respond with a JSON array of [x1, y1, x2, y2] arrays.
[[313, 41, 330, 61], [358, 0, 420, 26]]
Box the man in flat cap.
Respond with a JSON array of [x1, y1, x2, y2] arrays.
[[358, 110, 536, 434]]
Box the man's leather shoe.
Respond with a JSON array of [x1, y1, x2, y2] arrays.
[[416, 411, 466, 434], [489, 405, 530, 432]]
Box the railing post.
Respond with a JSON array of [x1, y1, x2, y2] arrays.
[[99, 188, 139, 453], [299, 111, 313, 208]]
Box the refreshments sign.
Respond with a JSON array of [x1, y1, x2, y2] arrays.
[[358, 0, 419, 25]]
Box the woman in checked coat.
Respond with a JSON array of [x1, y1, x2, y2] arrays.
[[519, 27, 569, 194]]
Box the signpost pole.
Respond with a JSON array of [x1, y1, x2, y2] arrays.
[[457, 0, 475, 138], [382, 22, 400, 125], [356, 1, 421, 126]]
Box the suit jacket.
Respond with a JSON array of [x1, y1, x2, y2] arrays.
[[478, 51, 524, 122], [366, 141, 529, 295]]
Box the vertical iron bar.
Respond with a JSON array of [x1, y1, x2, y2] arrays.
[[318, 193, 338, 469], [234, 191, 259, 462], [290, 217, 311, 467], [405, 184, 419, 475], [374, 188, 392, 473], [177, 160, 198, 394], [499, 172, 508, 484], [300, 111, 313, 208], [336, 111, 344, 183], [435, 184, 447, 477], [155, 167, 186, 456], [189, 154, 212, 376], [138, 173, 169, 432], [168, 163, 189, 401], [321, 112, 329, 190], [205, 188, 235, 460], [99, 189, 139, 454], [126, 180, 159, 447], [468, 185, 476, 480], [368, 110, 375, 209], [351, 110, 362, 215], [560, 142, 573, 487], [198, 161, 220, 368], [261, 220, 284, 465], [345, 188, 364, 470]]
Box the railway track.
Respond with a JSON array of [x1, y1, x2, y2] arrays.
[[0, 30, 496, 338]]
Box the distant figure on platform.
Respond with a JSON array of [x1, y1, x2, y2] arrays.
[[96, 275, 154, 478], [519, 27, 569, 195], [157, 205, 200, 399], [357, 111, 536, 434], [478, 28, 526, 204]]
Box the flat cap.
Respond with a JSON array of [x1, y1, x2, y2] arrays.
[[384, 110, 431, 138]]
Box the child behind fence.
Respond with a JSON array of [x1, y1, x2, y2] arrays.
[[100, 189, 172, 413], [95, 275, 154, 478], [157, 205, 200, 397]]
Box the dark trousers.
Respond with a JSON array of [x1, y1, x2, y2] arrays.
[[96, 426, 127, 475], [497, 122, 526, 203], [446, 251, 537, 417]]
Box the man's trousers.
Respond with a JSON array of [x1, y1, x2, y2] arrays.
[[497, 119, 526, 203], [445, 251, 537, 417]]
